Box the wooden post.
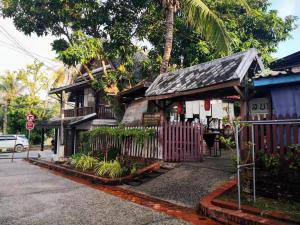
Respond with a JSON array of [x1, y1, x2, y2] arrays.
[[60, 91, 65, 145], [58, 90, 65, 159], [41, 128, 44, 151]]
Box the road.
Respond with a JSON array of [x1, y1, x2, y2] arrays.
[[0, 159, 190, 225], [0, 150, 53, 160]]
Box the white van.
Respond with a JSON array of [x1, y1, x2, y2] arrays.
[[0, 135, 29, 152]]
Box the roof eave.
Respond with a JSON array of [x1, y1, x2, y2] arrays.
[[146, 79, 241, 101]]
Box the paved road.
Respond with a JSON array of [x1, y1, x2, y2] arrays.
[[0, 159, 190, 225], [0, 150, 53, 160]]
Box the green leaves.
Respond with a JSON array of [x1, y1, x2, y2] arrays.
[[72, 154, 98, 171], [82, 126, 157, 145], [94, 160, 124, 178], [181, 0, 230, 54]]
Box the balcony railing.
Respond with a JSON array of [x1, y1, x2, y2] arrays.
[[64, 105, 115, 119], [64, 106, 94, 118]]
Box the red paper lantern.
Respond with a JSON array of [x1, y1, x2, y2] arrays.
[[177, 102, 183, 114], [204, 99, 211, 111]]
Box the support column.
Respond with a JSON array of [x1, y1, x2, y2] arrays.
[[240, 95, 249, 161], [41, 128, 44, 151], [58, 91, 65, 160]]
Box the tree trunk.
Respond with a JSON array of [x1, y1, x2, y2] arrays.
[[3, 102, 8, 134], [160, 5, 174, 74]]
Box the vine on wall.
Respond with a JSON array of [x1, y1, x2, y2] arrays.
[[81, 126, 156, 145]]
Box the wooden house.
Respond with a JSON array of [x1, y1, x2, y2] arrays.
[[38, 65, 117, 160]]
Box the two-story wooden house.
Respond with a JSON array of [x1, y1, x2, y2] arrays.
[[38, 64, 117, 160]]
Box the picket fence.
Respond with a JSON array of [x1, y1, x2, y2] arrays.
[[91, 122, 204, 162]]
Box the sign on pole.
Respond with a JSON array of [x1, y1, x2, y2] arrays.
[[26, 121, 35, 130], [26, 114, 35, 122], [26, 114, 35, 159]]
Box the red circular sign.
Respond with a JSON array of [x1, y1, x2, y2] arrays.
[[26, 121, 35, 130]]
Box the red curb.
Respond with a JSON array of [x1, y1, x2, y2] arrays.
[[199, 179, 298, 225], [27, 158, 160, 185], [26, 159, 218, 225]]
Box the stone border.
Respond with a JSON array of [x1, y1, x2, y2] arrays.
[[26, 158, 160, 185], [199, 179, 299, 225], [25, 158, 216, 225]]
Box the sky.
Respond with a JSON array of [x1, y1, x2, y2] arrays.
[[0, 0, 299, 74]]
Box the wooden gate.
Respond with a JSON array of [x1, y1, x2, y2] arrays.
[[161, 122, 204, 162]]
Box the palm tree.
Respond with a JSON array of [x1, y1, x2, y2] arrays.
[[159, 0, 250, 74], [0, 71, 23, 134]]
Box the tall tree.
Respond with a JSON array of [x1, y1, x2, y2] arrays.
[[137, 0, 296, 72], [0, 71, 23, 133], [158, 0, 250, 74]]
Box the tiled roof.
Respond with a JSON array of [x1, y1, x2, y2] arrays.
[[146, 48, 262, 97]]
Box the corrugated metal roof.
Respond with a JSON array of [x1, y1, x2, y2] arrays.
[[146, 48, 263, 97], [254, 66, 300, 79]]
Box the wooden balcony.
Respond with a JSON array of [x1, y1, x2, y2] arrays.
[[64, 106, 94, 117], [64, 105, 115, 119]]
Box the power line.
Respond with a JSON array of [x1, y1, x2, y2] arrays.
[[0, 25, 61, 71]]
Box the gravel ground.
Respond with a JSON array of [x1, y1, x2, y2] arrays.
[[0, 159, 190, 225], [123, 151, 235, 209]]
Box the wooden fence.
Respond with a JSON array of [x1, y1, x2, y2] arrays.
[[91, 127, 162, 160], [247, 115, 300, 157], [161, 122, 204, 162], [90, 122, 204, 162]]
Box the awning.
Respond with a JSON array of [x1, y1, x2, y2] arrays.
[[36, 113, 97, 129], [49, 80, 88, 94]]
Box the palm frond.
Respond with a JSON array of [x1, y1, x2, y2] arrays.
[[181, 0, 230, 53]]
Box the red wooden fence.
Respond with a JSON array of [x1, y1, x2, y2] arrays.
[[161, 122, 203, 162], [249, 115, 300, 157], [90, 122, 204, 162]]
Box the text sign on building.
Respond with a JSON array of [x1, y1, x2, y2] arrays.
[[249, 98, 270, 115]]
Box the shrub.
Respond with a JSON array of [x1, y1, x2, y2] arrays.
[[73, 155, 98, 171], [70, 153, 84, 166], [130, 163, 138, 175], [107, 147, 121, 161], [94, 160, 124, 178], [264, 153, 280, 175]]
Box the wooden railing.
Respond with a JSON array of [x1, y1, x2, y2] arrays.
[[64, 105, 115, 119], [64, 106, 94, 118], [98, 104, 115, 119]]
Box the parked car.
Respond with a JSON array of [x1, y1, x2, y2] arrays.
[[0, 135, 29, 152]]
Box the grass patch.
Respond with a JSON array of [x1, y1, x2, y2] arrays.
[[218, 188, 300, 221]]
